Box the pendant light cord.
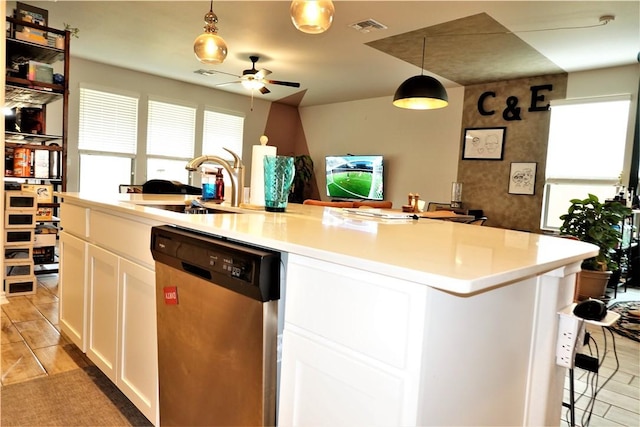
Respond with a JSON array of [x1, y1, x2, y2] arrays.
[[420, 37, 426, 76]]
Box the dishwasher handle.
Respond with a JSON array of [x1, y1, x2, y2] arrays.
[[181, 261, 212, 281]]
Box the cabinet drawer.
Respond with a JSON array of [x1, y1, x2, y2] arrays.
[[89, 210, 156, 267], [60, 203, 89, 237]]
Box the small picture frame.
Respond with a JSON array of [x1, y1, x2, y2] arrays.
[[462, 127, 506, 160], [508, 162, 537, 195], [426, 202, 451, 212]]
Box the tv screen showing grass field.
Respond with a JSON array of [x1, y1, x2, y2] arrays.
[[325, 155, 384, 200]]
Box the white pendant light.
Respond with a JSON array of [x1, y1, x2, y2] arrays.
[[193, 0, 228, 64], [290, 0, 335, 34], [393, 37, 448, 110]]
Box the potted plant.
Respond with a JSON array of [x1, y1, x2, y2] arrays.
[[559, 193, 632, 301], [288, 154, 314, 203]]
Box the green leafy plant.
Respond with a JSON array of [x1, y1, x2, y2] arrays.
[[63, 23, 79, 38], [559, 194, 632, 271]]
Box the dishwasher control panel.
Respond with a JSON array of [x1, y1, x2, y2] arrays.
[[151, 225, 280, 302]]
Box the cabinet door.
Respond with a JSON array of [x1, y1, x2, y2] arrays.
[[117, 258, 158, 426], [58, 232, 88, 351], [279, 329, 404, 427], [87, 244, 119, 382]]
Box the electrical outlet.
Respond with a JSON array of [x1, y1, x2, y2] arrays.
[[556, 312, 584, 368]]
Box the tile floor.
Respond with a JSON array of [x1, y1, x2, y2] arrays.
[[1, 274, 639, 426], [1, 274, 92, 386], [561, 286, 640, 426]]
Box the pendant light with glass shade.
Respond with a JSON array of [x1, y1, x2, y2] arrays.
[[290, 0, 335, 34], [393, 37, 448, 110], [193, 0, 228, 64]]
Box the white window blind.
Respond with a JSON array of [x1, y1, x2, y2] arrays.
[[546, 95, 631, 181], [541, 95, 631, 230], [202, 109, 244, 159], [147, 99, 196, 158], [78, 87, 138, 154]]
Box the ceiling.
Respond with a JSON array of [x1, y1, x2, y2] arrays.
[[22, 1, 640, 107]]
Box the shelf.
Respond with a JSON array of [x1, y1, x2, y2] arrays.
[[5, 132, 63, 146], [5, 80, 64, 107], [6, 36, 64, 66], [4, 177, 63, 184]]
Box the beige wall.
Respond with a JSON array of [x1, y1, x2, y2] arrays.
[[299, 88, 465, 209], [459, 73, 568, 232]]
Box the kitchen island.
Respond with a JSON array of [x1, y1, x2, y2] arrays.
[[57, 192, 597, 426]]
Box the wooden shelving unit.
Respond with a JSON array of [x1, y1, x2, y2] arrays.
[[4, 16, 70, 279]]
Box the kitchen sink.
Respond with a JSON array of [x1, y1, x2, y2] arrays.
[[137, 203, 240, 215]]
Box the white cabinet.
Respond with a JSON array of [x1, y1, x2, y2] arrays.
[[117, 258, 157, 419], [58, 231, 88, 351], [58, 202, 160, 425], [87, 244, 119, 382], [278, 254, 577, 426], [279, 254, 428, 426], [86, 243, 158, 424]]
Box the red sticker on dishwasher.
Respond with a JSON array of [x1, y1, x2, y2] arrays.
[[163, 286, 178, 305]]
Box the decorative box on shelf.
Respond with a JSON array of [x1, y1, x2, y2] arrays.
[[21, 184, 53, 203], [4, 276, 37, 295]]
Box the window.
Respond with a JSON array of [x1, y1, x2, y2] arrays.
[[541, 95, 632, 230], [202, 108, 244, 159], [146, 99, 196, 183], [77, 88, 245, 192], [78, 86, 138, 193]]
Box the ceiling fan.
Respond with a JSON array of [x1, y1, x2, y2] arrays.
[[199, 55, 301, 95]]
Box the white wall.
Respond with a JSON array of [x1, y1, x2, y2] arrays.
[[565, 64, 640, 185], [299, 88, 465, 209], [65, 57, 272, 192]]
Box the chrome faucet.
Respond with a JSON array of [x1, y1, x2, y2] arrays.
[[185, 148, 245, 207]]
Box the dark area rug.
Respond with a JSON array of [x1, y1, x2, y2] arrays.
[[607, 301, 640, 343], [0, 366, 152, 426]]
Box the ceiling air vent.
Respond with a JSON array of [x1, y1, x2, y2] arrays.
[[348, 19, 388, 34]]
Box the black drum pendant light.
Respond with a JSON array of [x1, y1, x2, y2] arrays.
[[393, 37, 448, 110]]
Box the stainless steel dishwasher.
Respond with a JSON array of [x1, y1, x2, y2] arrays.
[[150, 225, 281, 426]]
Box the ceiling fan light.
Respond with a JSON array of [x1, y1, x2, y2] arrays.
[[392, 75, 449, 110], [241, 78, 266, 90], [290, 0, 335, 34], [193, 2, 228, 64]]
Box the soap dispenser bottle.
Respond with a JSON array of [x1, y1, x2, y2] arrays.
[[215, 167, 225, 200], [201, 169, 216, 201]]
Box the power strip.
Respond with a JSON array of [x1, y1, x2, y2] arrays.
[[556, 312, 584, 368]]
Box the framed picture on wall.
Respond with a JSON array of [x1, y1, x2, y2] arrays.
[[462, 127, 506, 160], [508, 162, 537, 195]]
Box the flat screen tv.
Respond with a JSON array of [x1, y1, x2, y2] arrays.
[[325, 155, 384, 201]]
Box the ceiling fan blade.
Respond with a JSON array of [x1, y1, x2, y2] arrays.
[[266, 80, 301, 88], [260, 86, 271, 95], [215, 80, 242, 87], [255, 68, 272, 80], [194, 69, 240, 78]]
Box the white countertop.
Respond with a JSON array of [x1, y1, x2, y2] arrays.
[[58, 192, 598, 295]]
